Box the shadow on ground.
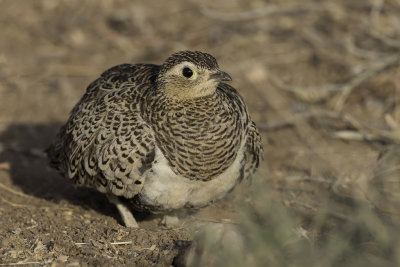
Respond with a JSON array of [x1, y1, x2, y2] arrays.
[[0, 123, 119, 220], [0, 123, 192, 266]]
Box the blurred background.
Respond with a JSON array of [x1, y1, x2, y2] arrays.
[[0, 0, 400, 266]]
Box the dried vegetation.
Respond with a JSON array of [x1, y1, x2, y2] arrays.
[[0, 0, 400, 266]]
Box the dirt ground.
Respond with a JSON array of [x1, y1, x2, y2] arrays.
[[1, 0, 400, 266]]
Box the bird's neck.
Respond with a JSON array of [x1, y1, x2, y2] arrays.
[[156, 80, 219, 101]]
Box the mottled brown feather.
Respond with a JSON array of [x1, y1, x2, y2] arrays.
[[48, 64, 159, 198], [47, 51, 263, 211]]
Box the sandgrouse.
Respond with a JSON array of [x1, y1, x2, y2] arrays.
[[47, 51, 263, 227]]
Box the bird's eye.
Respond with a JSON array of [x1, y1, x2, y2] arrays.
[[182, 67, 193, 78]]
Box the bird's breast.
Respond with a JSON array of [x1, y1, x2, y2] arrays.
[[136, 143, 245, 211], [150, 108, 243, 181]]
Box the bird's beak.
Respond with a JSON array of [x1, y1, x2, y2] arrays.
[[210, 69, 232, 82]]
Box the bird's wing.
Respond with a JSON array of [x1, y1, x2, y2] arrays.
[[47, 64, 159, 198], [243, 121, 264, 181]]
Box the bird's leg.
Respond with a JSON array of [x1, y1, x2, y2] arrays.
[[160, 213, 181, 228], [107, 194, 139, 228]]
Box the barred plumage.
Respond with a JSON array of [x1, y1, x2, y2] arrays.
[[47, 51, 263, 226]]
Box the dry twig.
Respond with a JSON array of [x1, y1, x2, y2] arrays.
[[200, 2, 329, 22], [257, 109, 339, 131], [330, 113, 400, 143], [0, 261, 51, 266], [0, 182, 33, 199], [270, 75, 341, 103], [334, 53, 400, 112]]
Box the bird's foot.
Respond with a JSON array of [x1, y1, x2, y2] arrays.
[[160, 214, 180, 228]]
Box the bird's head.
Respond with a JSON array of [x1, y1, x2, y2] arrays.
[[156, 51, 232, 100]]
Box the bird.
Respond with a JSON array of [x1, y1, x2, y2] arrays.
[[47, 50, 263, 227]]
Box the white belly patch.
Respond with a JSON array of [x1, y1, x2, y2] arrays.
[[138, 144, 245, 211]]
